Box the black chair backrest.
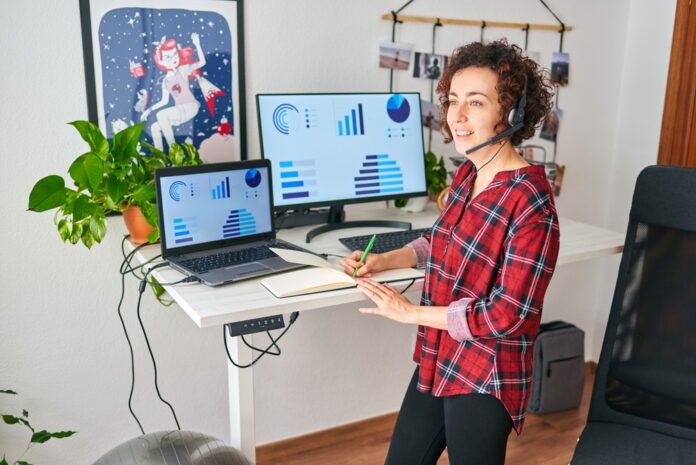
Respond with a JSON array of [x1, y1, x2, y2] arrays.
[[587, 165, 696, 441]]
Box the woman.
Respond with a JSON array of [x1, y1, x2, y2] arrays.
[[339, 39, 559, 465]]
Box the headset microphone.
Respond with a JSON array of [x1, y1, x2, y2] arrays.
[[464, 77, 528, 155]]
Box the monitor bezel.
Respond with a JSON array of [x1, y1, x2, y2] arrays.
[[155, 159, 276, 259], [255, 92, 428, 212]]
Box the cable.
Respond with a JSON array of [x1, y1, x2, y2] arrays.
[[399, 278, 418, 295], [136, 267, 185, 430], [117, 254, 145, 435], [224, 312, 300, 368], [241, 332, 281, 356]]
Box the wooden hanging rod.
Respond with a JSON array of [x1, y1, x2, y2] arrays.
[[380, 14, 573, 32]]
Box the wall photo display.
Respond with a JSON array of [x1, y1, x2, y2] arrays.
[[79, 0, 246, 162]]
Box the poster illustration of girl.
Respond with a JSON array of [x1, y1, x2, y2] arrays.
[[96, 6, 240, 162]]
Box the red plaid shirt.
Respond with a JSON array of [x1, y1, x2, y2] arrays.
[[406, 161, 560, 433]]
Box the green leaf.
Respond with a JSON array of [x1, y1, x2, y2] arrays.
[[69, 222, 82, 245], [57, 218, 71, 241], [31, 430, 77, 444], [22, 409, 28, 418], [130, 184, 155, 204], [28, 176, 66, 212], [72, 195, 94, 222], [168, 143, 184, 165], [2, 415, 20, 425], [147, 228, 160, 244], [106, 178, 129, 205], [89, 215, 107, 243], [1, 456, 8, 465], [69, 120, 108, 158], [111, 123, 144, 162], [0, 390, 17, 395], [69, 153, 104, 191], [16, 461, 32, 465], [81, 227, 95, 249]]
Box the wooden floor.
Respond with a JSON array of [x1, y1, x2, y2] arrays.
[[256, 364, 595, 465]]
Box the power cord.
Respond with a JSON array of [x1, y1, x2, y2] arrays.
[[241, 333, 281, 356], [224, 312, 300, 368]]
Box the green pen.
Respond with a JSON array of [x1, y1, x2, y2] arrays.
[[353, 234, 377, 277]]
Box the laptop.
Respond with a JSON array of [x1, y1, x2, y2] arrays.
[[155, 159, 309, 286]]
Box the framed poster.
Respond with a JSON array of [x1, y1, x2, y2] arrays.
[[79, 0, 246, 162]]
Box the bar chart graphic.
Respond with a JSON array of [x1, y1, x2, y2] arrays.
[[172, 217, 195, 244], [278, 159, 318, 200], [223, 209, 256, 238], [336, 103, 365, 136], [211, 177, 231, 200], [354, 154, 404, 196]]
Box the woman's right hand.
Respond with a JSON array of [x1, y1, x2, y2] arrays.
[[338, 250, 388, 278]]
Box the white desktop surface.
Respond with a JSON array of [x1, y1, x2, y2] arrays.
[[134, 203, 625, 328], [131, 203, 625, 462]]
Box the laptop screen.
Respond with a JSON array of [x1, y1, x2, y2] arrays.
[[156, 162, 274, 253]]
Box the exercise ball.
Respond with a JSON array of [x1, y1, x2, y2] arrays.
[[93, 430, 251, 465]]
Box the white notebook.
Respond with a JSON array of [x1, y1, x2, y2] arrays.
[[260, 248, 423, 298]]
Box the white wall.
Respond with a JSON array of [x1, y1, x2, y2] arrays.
[[0, 0, 676, 462]]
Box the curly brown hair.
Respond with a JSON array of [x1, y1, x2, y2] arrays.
[[437, 39, 554, 146]]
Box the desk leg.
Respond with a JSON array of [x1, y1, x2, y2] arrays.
[[226, 334, 256, 463]]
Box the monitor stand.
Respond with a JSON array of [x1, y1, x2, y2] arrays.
[[305, 205, 411, 243]]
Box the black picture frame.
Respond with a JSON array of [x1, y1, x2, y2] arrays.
[[79, 0, 247, 161]]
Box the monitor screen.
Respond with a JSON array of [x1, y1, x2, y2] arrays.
[[256, 93, 427, 210], [156, 162, 273, 253]]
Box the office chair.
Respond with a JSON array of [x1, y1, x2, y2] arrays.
[[571, 165, 696, 464], [93, 430, 251, 465]]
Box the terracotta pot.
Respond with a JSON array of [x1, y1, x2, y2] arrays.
[[122, 205, 155, 244]]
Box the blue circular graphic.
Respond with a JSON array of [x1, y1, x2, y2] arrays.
[[169, 181, 187, 202], [386, 94, 410, 123], [272, 103, 298, 135], [245, 169, 262, 188]]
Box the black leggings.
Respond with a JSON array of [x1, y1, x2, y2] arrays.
[[385, 368, 512, 465]]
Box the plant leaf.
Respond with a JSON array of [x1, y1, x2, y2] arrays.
[[22, 409, 28, 418], [1, 456, 8, 465], [30, 430, 77, 444], [1, 415, 20, 425], [28, 176, 66, 212], [112, 123, 144, 162], [57, 218, 71, 242], [81, 226, 95, 249], [69, 153, 103, 191], [130, 184, 155, 204], [69, 120, 108, 158], [0, 390, 17, 395], [89, 215, 107, 243], [16, 461, 32, 465], [72, 195, 94, 222], [106, 177, 129, 205]]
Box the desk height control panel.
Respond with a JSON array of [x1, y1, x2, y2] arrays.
[[226, 315, 285, 336]]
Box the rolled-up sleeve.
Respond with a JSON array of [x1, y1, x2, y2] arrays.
[[447, 298, 475, 341], [405, 236, 430, 269]]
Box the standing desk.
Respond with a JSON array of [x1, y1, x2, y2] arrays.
[[133, 204, 625, 463]]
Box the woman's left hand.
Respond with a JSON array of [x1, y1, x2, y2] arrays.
[[356, 279, 417, 324]]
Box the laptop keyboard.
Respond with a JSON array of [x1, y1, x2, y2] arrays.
[[178, 242, 300, 273], [339, 228, 431, 254]]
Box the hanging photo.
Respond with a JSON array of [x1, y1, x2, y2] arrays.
[[551, 51, 570, 86], [420, 99, 441, 131], [379, 41, 414, 70], [412, 52, 448, 80], [79, 0, 246, 163], [540, 107, 563, 141]]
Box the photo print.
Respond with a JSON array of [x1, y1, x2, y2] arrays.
[[420, 99, 441, 131], [540, 107, 563, 142], [413, 52, 448, 80], [551, 51, 570, 86], [379, 41, 414, 70]]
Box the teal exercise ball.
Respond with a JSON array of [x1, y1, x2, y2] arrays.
[[93, 431, 251, 465]]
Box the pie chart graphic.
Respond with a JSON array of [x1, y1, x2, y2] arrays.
[[386, 94, 411, 123], [245, 168, 262, 188]]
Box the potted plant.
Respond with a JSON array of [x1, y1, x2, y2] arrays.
[[28, 121, 202, 247], [395, 150, 448, 211]]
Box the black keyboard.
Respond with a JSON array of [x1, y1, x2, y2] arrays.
[[339, 228, 431, 254], [179, 242, 300, 273]]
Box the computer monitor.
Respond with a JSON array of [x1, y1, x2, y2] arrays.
[[256, 92, 427, 240]]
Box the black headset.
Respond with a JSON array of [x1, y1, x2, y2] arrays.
[[464, 76, 528, 155]]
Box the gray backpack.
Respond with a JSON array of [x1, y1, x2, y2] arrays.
[[528, 321, 585, 414]]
